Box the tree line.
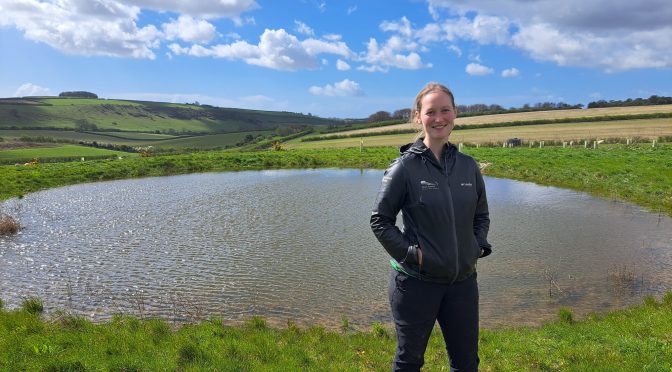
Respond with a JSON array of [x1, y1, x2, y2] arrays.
[[587, 95, 672, 108], [368, 95, 672, 123], [59, 91, 98, 99]]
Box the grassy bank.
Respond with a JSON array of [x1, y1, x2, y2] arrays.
[[1, 294, 671, 370], [1, 144, 670, 216]]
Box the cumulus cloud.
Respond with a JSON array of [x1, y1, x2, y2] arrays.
[[309, 79, 364, 96], [162, 16, 216, 43], [14, 83, 50, 97], [0, 0, 258, 59], [169, 29, 353, 71], [501, 67, 520, 77], [336, 59, 351, 71], [359, 33, 431, 72], [424, 0, 672, 70], [465, 63, 493, 76]]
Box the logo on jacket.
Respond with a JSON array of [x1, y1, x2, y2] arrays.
[[460, 182, 473, 187], [420, 180, 439, 190]]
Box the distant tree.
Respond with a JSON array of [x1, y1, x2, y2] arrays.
[[59, 91, 98, 99], [368, 111, 392, 123], [74, 119, 98, 132], [393, 109, 411, 120]]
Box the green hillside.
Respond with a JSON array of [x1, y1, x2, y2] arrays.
[[0, 97, 342, 134]]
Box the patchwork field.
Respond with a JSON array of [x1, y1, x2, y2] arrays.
[[288, 118, 672, 149], [331, 104, 672, 136]]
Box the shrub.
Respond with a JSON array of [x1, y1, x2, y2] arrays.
[[22, 297, 44, 314]]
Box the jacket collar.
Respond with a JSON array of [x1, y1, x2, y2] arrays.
[[400, 138, 457, 173]]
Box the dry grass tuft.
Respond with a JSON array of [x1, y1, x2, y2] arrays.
[[0, 214, 21, 235]]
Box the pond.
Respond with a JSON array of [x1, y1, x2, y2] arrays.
[[1, 169, 671, 329]]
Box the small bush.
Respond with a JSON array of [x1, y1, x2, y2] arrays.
[[0, 298, 3, 309], [558, 307, 573, 324], [22, 297, 44, 314]]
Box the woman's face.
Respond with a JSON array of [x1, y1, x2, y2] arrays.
[[416, 91, 457, 142]]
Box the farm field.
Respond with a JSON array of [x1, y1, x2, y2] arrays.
[[0, 144, 137, 164], [0, 129, 275, 150], [332, 104, 672, 136], [288, 118, 672, 149]]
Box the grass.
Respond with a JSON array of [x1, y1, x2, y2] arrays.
[[0, 295, 671, 370], [465, 144, 672, 215], [0, 144, 137, 164], [1, 144, 670, 216]]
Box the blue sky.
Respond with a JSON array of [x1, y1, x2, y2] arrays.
[[1, 0, 670, 118]]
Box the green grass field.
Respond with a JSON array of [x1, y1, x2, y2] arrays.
[[0, 129, 275, 150], [0, 97, 341, 133], [0, 144, 138, 164], [1, 295, 671, 370]]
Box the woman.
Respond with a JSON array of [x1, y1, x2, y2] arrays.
[[370, 82, 491, 371]]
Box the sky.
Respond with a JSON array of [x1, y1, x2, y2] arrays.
[[0, 0, 671, 119]]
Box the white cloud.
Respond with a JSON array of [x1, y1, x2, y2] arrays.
[[448, 45, 462, 56], [0, 0, 258, 59], [501, 67, 520, 77], [347, 5, 357, 15], [14, 83, 50, 97], [442, 15, 510, 45], [124, 0, 258, 19], [465, 63, 493, 76], [294, 20, 315, 37], [425, 0, 672, 70], [170, 29, 353, 71], [359, 36, 431, 71], [309, 79, 364, 96], [323, 34, 342, 41], [162, 16, 216, 43], [336, 59, 351, 71], [380, 16, 413, 38], [0, 0, 162, 59]]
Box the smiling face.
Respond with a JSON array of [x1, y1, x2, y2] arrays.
[[416, 90, 457, 144]]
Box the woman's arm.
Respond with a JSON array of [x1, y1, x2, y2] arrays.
[[370, 160, 419, 264]]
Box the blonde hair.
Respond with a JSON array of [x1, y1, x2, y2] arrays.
[[411, 82, 456, 140]]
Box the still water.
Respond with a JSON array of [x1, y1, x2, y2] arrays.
[[1, 169, 671, 328]]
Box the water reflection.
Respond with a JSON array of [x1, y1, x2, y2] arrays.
[[1, 169, 670, 329]]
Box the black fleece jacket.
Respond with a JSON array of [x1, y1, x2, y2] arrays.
[[370, 139, 491, 283]]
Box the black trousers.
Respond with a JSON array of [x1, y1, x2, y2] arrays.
[[388, 270, 479, 372]]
